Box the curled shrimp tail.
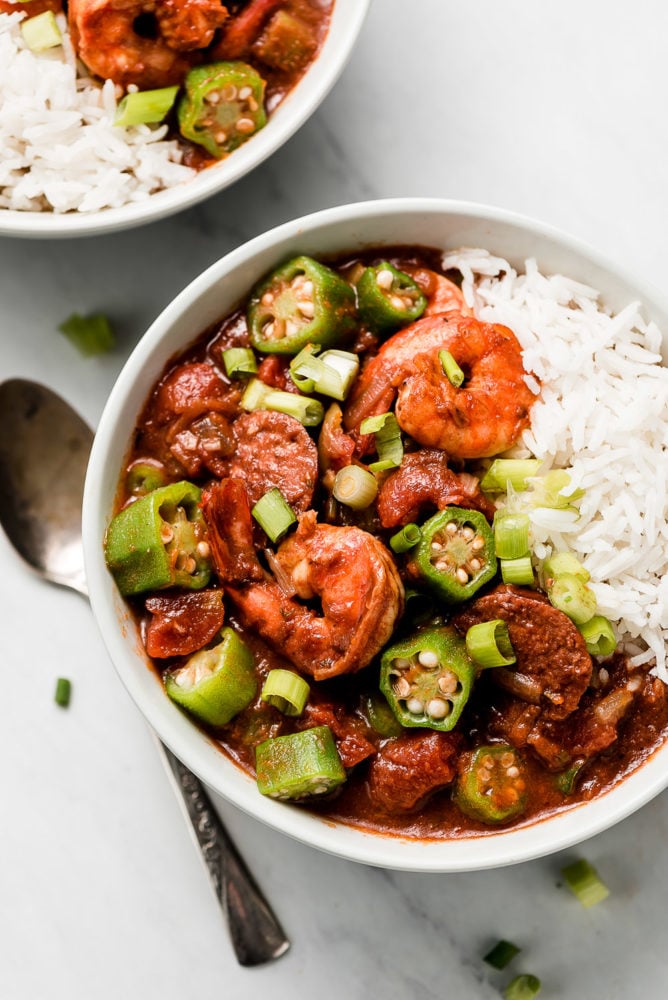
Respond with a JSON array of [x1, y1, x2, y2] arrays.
[[201, 478, 264, 584]]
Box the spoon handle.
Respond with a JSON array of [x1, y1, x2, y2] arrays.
[[156, 739, 290, 966]]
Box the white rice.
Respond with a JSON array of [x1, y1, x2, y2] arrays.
[[442, 247, 668, 680], [0, 10, 195, 213]]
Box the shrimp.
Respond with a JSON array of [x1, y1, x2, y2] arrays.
[[403, 267, 473, 318], [344, 313, 536, 459], [68, 0, 229, 89], [202, 479, 404, 680]]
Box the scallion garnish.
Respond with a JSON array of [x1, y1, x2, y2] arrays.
[[290, 345, 359, 400], [561, 858, 610, 907], [480, 459, 542, 494], [360, 412, 403, 472], [332, 465, 378, 510], [527, 469, 584, 509], [503, 974, 541, 1000], [494, 511, 530, 559], [547, 573, 597, 625], [54, 677, 71, 707], [58, 313, 115, 357], [439, 349, 465, 387], [465, 619, 516, 668], [577, 615, 617, 657], [114, 85, 179, 127], [222, 347, 258, 378], [21, 10, 62, 51], [501, 556, 535, 586], [240, 377, 324, 427], [261, 669, 310, 716], [389, 523, 421, 553], [483, 939, 521, 970], [251, 488, 297, 543], [542, 551, 589, 584]]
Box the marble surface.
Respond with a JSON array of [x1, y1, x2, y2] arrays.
[[2, 1, 668, 997]]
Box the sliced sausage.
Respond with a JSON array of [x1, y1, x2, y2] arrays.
[[221, 410, 318, 512], [366, 730, 461, 813], [144, 590, 224, 658], [453, 585, 593, 720], [153, 362, 232, 423]]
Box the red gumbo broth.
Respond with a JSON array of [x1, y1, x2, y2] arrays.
[[105, 247, 668, 838]]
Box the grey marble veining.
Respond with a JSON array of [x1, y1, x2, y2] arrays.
[[3, 1, 668, 997]]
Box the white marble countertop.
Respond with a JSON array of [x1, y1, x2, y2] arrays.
[[2, 1, 668, 997]]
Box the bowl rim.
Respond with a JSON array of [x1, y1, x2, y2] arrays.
[[83, 197, 668, 871], [0, 0, 371, 239]]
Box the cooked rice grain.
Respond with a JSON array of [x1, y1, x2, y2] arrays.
[[0, 12, 195, 214], [443, 248, 668, 678]]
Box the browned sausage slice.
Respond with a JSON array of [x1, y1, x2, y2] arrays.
[[367, 731, 461, 813], [145, 590, 224, 658], [221, 411, 318, 512], [453, 585, 592, 720]]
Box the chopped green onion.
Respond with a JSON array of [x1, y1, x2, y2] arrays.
[[439, 349, 465, 387], [317, 350, 360, 400], [222, 347, 257, 378], [527, 469, 584, 509], [543, 551, 590, 584], [547, 573, 596, 625], [561, 858, 610, 908], [54, 677, 71, 707], [360, 412, 403, 472], [494, 511, 530, 559], [578, 615, 617, 657], [289, 343, 322, 393], [501, 556, 535, 586], [483, 939, 521, 970], [503, 974, 541, 1000], [21, 10, 62, 51], [125, 461, 167, 496], [465, 619, 516, 668], [241, 377, 324, 426], [290, 346, 359, 400], [114, 85, 179, 127], [332, 465, 378, 509], [480, 459, 542, 494], [58, 313, 115, 357], [554, 759, 586, 795], [389, 523, 421, 553], [261, 669, 310, 716], [251, 488, 297, 543]]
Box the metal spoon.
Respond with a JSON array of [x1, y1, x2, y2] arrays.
[[0, 377, 290, 967]]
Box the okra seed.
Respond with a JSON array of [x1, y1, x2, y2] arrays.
[[427, 698, 450, 719], [393, 676, 411, 698], [389, 295, 405, 311], [478, 769, 492, 785], [456, 567, 469, 585], [438, 672, 458, 694], [261, 291, 275, 306], [481, 755, 494, 769], [500, 752, 515, 768], [301, 280, 314, 297], [446, 521, 458, 535], [394, 657, 411, 669], [214, 131, 227, 144], [506, 766, 520, 778], [236, 117, 256, 133], [418, 649, 439, 669], [247, 97, 259, 112], [431, 541, 443, 552], [160, 523, 174, 543], [515, 779, 526, 792], [285, 319, 299, 338], [196, 541, 210, 558], [185, 556, 197, 574], [312, 784, 328, 795], [470, 558, 482, 572], [599, 667, 609, 686], [462, 526, 475, 541], [472, 536, 485, 551], [238, 86, 252, 100], [222, 84, 237, 101], [297, 300, 315, 318], [376, 269, 394, 290], [205, 90, 221, 104], [406, 697, 424, 715]]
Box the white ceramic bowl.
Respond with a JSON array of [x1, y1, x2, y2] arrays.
[[83, 198, 668, 871], [0, 0, 370, 239]]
